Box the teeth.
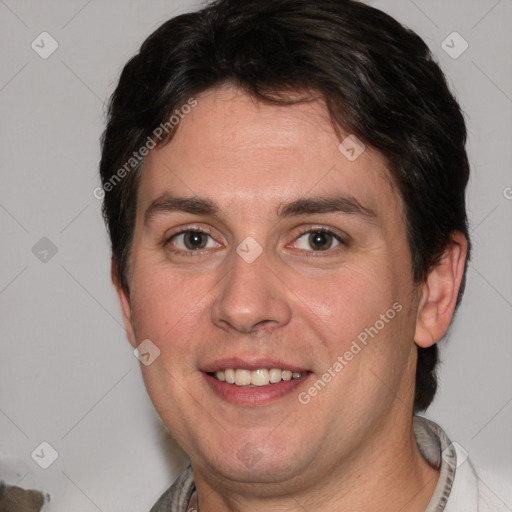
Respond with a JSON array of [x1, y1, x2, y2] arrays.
[[212, 368, 306, 386], [251, 369, 269, 386], [235, 369, 251, 386], [224, 368, 235, 384], [282, 370, 292, 381], [269, 368, 282, 383]]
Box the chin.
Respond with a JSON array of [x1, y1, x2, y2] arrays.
[[196, 437, 314, 486]]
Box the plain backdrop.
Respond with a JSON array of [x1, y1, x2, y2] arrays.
[[0, 0, 511, 510]]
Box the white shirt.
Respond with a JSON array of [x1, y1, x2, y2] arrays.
[[416, 416, 509, 512]]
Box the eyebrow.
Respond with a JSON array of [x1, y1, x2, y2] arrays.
[[144, 192, 376, 226], [277, 195, 376, 219], [144, 195, 219, 225]]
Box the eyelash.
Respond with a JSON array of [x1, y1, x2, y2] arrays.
[[164, 226, 217, 256], [164, 226, 347, 257], [292, 227, 346, 254]]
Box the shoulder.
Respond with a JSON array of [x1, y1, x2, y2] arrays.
[[442, 439, 510, 512], [472, 467, 511, 512], [414, 417, 511, 512]]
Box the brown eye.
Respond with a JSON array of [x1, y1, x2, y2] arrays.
[[308, 231, 334, 251], [183, 231, 208, 250], [294, 230, 341, 252], [169, 230, 219, 252]]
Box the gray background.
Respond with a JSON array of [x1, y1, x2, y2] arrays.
[[0, 0, 511, 510]]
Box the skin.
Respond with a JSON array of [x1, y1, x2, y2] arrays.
[[114, 85, 468, 511]]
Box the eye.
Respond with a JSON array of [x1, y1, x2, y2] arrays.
[[168, 230, 220, 252], [293, 229, 343, 252]]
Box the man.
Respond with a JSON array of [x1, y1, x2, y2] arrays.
[[99, 0, 507, 510]]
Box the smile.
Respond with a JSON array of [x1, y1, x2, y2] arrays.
[[210, 368, 307, 387]]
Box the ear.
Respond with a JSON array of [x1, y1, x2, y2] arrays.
[[414, 232, 468, 348], [111, 258, 138, 348]]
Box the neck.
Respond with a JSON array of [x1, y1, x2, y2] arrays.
[[191, 415, 440, 512]]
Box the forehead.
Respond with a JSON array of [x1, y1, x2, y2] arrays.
[[138, 85, 402, 224]]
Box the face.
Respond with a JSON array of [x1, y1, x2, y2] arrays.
[[118, 85, 423, 491]]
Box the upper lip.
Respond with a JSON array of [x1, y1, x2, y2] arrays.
[[200, 357, 310, 373]]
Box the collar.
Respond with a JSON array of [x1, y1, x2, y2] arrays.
[[414, 416, 456, 512]]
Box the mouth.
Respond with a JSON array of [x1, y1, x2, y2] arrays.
[[208, 368, 308, 387], [201, 359, 312, 406]]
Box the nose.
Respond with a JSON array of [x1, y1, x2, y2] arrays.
[[211, 248, 292, 334]]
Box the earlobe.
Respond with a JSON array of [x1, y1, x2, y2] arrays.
[[111, 258, 138, 348], [414, 232, 468, 348]]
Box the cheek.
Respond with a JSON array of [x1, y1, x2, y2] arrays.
[[293, 261, 416, 403], [295, 261, 400, 342], [129, 264, 213, 348]]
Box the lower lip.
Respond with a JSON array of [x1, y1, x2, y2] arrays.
[[202, 372, 311, 406]]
